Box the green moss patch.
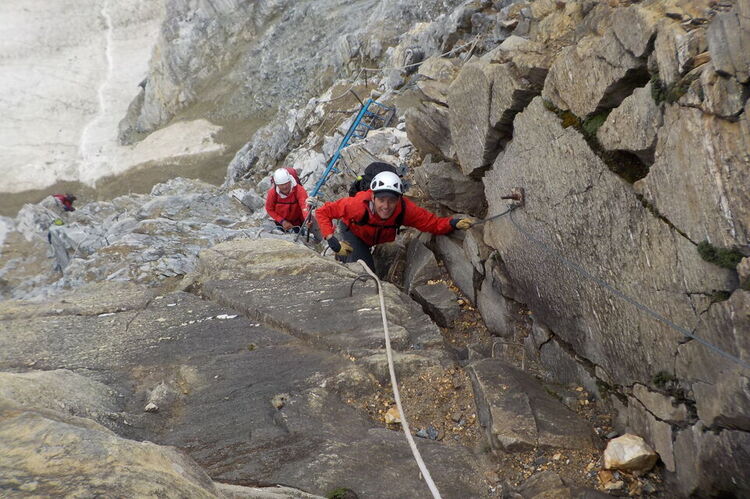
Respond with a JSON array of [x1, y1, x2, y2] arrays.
[[697, 241, 744, 270]]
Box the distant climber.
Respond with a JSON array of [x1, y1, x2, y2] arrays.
[[52, 193, 76, 212], [315, 166, 474, 271], [265, 167, 310, 233]]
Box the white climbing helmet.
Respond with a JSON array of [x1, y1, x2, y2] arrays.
[[370, 171, 403, 196], [273, 168, 292, 185]]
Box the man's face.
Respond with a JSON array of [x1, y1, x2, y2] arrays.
[[277, 181, 292, 195], [373, 195, 399, 219]]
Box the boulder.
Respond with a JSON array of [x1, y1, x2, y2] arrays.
[[611, 5, 660, 58], [414, 156, 487, 215], [615, 394, 679, 472], [542, 31, 649, 118], [447, 59, 503, 176], [477, 273, 512, 337], [467, 358, 597, 452], [596, 83, 663, 164], [463, 225, 493, 275], [489, 62, 545, 138], [687, 62, 748, 118], [434, 232, 476, 303], [707, 0, 750, 83], [402, 236, 441, 295], [417, 56, 460, 82], [405, 102, 453, 160], [412, 282, 460, 327], [604, 434, 658, 473], [634, 104, 750, 248]]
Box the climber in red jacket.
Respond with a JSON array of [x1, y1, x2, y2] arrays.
[[265, 167, 310, 232], [315, 169, 474, 271], [52, 193, 76, 212]]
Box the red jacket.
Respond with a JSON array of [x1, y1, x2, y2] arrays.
[[265, 183, 309, 226], [53, 194, 75, 212], [316, 190, 454, 246]]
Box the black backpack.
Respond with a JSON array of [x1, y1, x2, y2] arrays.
[[348, 162, 400, 197]]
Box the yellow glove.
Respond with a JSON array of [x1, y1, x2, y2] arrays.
[[328, 237, 354, 257], [337, 241, 354, 256], [454, 218, 474, 230]]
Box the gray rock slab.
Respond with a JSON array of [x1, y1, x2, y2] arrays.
[[489, 62, 545, 138], [483, 97, 735, 387], [611, 5, 660, 58], [651, 21, 707, 86], [0, 401, 224, 498], [616, 394, 677, 472], [477, 261, 513, 338], [631, 384, 689, 424], [414, 156, 487, 216], [634, 103, 750, 248], [467, 358, 597, 453], [0, 370, 121, 429], [0, 279, 479, 497], [515, 470, 610, 499], [403, 237, 442, 295], [201, 274, 443, 357], [707, 0, 750, 83], [596, 83, 662, 163], [412, 282, 460, 327], [448, 59, 503, 176], [0, 281, 155, 321], [693, 63, 747, 118], [435, 232, 476, 303], [405, 101, 453, 160], [197, 238, 354, 282], [672, 423, 750, 497], [676, 289, 750, 431], [539, 339, 600, 398], [542, 31, 648, 117], [464, 225, 493, 275]]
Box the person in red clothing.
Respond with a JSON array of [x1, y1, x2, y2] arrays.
[[265, 167, 310, 232], [315, 168, 474, 271], [52, 193, 76, 212]]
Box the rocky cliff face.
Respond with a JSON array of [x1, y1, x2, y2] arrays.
[[405, 0, 749, 495]]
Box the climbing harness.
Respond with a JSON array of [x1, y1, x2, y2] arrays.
[[295, 97, 396, 241], [357, 260, 442, 499]]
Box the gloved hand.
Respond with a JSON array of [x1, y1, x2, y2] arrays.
[[306, 197, 321, 208], [451, 218, 474, 230], [327, 236, 353, 256]]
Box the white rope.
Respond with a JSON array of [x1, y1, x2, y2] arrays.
[[356, 260, 442, 499]]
